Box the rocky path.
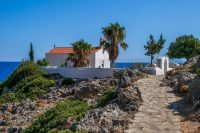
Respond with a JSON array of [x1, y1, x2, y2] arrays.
[[126, 75, 182, 133]]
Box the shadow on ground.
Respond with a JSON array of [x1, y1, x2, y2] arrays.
[[167, 89, 193, 118]]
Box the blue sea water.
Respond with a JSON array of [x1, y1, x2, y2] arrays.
[[115, 62, 148, 68], [0, 62, 20, 82]]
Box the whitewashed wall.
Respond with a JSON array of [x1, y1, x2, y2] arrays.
[[46, 53, 68, 66], [95, 49, 110, 68], [89, 54, 95, 68], [41, 67, 121, 79]]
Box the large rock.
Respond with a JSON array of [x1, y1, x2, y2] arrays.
[[115, 69, 143, 111], [184, 55, 200, 68], [114, 69, 147, 88], [189, 76, 200, 103], [196, 56, 200, 68], [80, 104, 129, 132], [74, 83, 101, 99], [114, 69, 146, 80], [71, 78, 117, 100], [165, 71, 196, 92], [118, 86, 142, 111], [188, 76, 200, 120]]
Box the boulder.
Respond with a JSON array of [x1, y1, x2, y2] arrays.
[[0, 120, 7, 126], [7, 127, 17, 133], [114, 69, 141, 78], [118, 76, 132, 88], [166, 72, 196, 92], [189, 76, 200, 103], [111, 128, 124, 133], [80, 104, 129, 132], [165, 69, 177, 79], [180, 85, 189, 94], [73, 83, 101, 99], [196, 56, 200, 69], [184, 56, 200, 68], [115, 69, 143, 111], [118, 86, 142, 111], [71, 78, 117, 100], [114, 69, 147, 87]]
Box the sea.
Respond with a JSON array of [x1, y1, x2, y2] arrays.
[[0, 62, 20, 82], [0, 62, 150, 82]]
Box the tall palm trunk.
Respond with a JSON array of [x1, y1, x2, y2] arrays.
[[110, 60, 115, 68], [150, 54, 154, 66], [110, 42, 117, 68]]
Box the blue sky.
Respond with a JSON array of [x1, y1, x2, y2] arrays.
[[0, 0, 200, 62]]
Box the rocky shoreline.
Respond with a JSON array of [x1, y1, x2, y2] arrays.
[[0, 69, 146, 132], [1, 56, 199, 133]]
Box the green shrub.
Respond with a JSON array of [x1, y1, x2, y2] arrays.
[[17, 76, 55, 93], [62, 78, 75, 86], [0, 77, 55, 103], [48, 129, 72, 133], [0, 61, 55, 104], [0, 83, 3, 94], [24, 100, 90, 133], [0, 92, 19, 104], [97, 87, 117, 107], [47, 129, 87, 133], [2, 61, 46, 88], [37, 58, 49, 66], [197, 68, 200, 76], [75, 130, 88, 133], [16, 76, 40, 90]]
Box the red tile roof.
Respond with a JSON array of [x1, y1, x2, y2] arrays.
[[47, 47, 101, 54]]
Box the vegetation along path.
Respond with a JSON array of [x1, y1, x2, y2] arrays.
[[126, 75, 181, 133]]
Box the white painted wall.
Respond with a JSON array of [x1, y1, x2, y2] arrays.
[[46, 54, 68, 66], [41, 67, 121, 79], [142, 56, 173, 75], [157, 56, 172, 74], [95, 49, 110, 68], [89, 54, 95, 68]]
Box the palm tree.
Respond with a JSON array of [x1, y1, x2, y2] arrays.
[[69, 39, 91, 67], [100, 22, 128, 68], [67, 53, 78, 67]]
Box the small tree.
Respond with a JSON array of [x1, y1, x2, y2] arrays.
[[29, 42, 34, 62], [167, 35, 200, 60], [144, 34, 165, 65], [37, 58, 49, 66]]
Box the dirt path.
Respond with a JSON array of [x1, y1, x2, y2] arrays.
[[125, 75, 182, 133]]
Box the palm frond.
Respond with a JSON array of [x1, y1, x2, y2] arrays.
[[120, 42, 128, 50]]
